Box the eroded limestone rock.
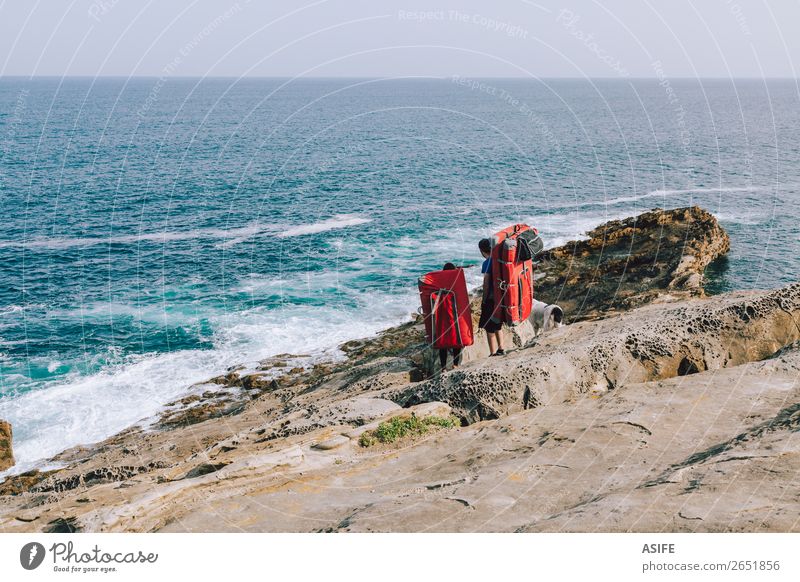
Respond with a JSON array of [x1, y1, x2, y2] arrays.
[[395, 284, 800, 423]]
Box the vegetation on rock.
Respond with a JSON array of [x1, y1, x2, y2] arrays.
[[358, 414, 460, 447]]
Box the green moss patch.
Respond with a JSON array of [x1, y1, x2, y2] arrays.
[[358, 414, 460, 447]]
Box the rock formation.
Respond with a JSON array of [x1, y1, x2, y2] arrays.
[[0, 421, 13, 472], [395, 284, 800, 423], [1, 207, 797, 533], [425, 205, 730, 372], [535, 205, 730, 321]]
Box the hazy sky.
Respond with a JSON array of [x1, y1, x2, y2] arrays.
[[1, 0, 798, 78]]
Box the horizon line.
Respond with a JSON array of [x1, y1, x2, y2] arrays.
[[1, 74, 800, 81]]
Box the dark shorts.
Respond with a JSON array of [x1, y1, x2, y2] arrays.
[[479, 300, 502, 333]]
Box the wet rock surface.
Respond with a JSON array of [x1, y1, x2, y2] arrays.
[[0, 421, 12, 472], [1, 207, 797, 533]]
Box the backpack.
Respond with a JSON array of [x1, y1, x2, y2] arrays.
[[418, 268, 475, 349], [490, 224, 541, 325]]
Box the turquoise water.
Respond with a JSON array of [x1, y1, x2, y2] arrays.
[[0, 77, 798, 472]]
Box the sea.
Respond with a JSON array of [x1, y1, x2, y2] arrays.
[[0, 77, 798, 474]]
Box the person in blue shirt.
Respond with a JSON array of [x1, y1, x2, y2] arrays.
[[478, 238, 506, 356]]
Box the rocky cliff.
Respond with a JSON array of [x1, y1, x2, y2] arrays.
[[534, 205, 730, 321], [1, 206, 797, 533]]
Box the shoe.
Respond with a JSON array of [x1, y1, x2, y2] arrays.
[[495, 349, 506, 356]]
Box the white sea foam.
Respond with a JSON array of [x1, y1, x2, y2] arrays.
[[0, 224, 268, 250], [0, 305, 24, 316], [0, 288, 417, 477], [397, 185, 779, 216], [713, 212, 769, 226], [578, 186, 767, 208], [46, 361, 63, 373], [529, 213, 614, 243], [0, 215, 373, 249], [234, 275, 290, 294], [0, 349, 230, 476], [278, 214, 372, 238], [53, 301, 208, 327]]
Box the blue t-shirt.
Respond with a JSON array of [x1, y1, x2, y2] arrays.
[[481, 257, 493, 301]]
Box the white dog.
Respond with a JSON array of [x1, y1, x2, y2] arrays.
[[530, 299, 564, 336]]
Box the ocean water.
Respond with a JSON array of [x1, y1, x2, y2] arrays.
[[1, 77, 798, 474]]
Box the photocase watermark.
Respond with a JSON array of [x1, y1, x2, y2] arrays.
[[651, 60, 693, 175], [397, 9, 444, 22], [451, 76, 562, 154], [20, 542, 46, 570], [724, 0, 752, 37], [398, 10, 529, 39], [137, 3, 245, 119], [556, 9, 629, 77], [18, 541, 159, 574], [87, 0, 121, 22], [1, 88, 29, 159]]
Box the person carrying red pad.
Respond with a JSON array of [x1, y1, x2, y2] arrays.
[[418, 262, 474, 372]]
